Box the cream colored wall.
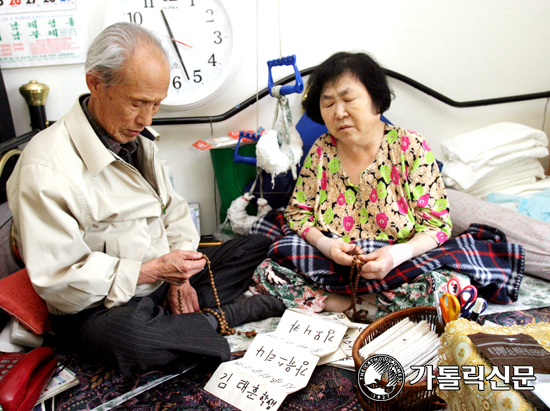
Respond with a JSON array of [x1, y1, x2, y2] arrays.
[[4, 0, 550, 235]]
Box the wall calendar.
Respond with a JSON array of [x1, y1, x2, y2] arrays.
[[0, 0, 88, 68]]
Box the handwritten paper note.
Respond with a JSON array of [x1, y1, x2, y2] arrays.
[[205, 309, 349, 411], [318, 325, 366, 369], [282, 309, 367, 370]]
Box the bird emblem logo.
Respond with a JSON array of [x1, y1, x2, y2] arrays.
[[357, 354, 405, 401]]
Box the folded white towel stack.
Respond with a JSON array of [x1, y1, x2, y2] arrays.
[[441, 122, 549, 199]]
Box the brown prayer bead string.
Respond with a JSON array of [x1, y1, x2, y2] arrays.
[[342, 247, 371, 323], [177, 254, 257, 338]]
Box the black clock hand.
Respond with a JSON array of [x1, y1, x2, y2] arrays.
[[161, 9, 190, 81]]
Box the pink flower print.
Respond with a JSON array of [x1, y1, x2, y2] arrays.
[[331, 136, 337, 146], [370, 188, 378, 203], [401, 136, 410, 151], [431, 210, 449, 217], [422, 139, 431, 151], [431, 209, 449, 217], [343, 216, 354, 232], [390, 166, 400, 185], [316, 146, 323, 158], [417, 194, 430, 208], [320, 171, 327, 190], [436, 231, 448, 243], [397, 197, 408, 214], [376, 213, 388, 229], [337, 193, 346, 206], [295, 288, 327, 313]]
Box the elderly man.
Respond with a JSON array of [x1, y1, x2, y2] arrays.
[[7, 22, 284, 376]]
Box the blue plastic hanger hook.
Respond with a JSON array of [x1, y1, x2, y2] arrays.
[[267, 54, 304, 97], [233, 131, 260, 165]]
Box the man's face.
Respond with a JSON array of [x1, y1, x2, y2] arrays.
[[87, 45, 170, 144]]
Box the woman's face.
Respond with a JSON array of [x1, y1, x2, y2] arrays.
[[319, 72, 381, 146]]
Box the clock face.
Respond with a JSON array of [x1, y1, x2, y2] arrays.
[[103, 0, 240, 110]]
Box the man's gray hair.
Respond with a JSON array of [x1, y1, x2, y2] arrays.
[[85, 22, 168, 87]]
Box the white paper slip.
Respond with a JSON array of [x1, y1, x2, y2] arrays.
[[205, 309, 351, 411], [276, 309, 348, 357], [319, 326, 364, 366], [205, 333, 319, 410], [205, 363, 287, 411], [245, 333, 319, 392]]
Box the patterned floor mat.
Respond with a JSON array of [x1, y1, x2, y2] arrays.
[[43, 305, 550, 411]]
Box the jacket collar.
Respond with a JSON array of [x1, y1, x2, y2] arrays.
[[65, 95, 159, 177]]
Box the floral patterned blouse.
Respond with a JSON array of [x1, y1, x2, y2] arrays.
[[284, 124, 452, 245]]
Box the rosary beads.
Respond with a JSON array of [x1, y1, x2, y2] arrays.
[[343, 247, 371, 323], [178, 254, 257, 337]]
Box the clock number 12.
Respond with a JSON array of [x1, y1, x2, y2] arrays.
[[142, 0, 179, 6]]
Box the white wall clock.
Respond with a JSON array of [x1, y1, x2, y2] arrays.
[[103, 0, 241, 110]]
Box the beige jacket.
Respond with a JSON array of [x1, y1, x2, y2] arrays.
[[7, 96, 199, 315]]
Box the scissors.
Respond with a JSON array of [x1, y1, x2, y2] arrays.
[[442, 276, 487, 318], [439, 293, 461, 324], [443, 277, 478, 305], [457, 289, 487, 317]]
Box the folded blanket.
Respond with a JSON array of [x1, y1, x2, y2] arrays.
[[441, 122, 548, 166], [487, 176, 550, 198], [463, 158, 545, 198], [443, 155, 546, 191], [465, 176, 537, 199], [250, 210, 524, 305], [441, 123, 549, 191]]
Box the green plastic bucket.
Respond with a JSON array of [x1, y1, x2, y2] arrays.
[[209, 143, 258, 223]]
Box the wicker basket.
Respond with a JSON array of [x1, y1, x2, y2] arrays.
[[352, 306, 446, 411]]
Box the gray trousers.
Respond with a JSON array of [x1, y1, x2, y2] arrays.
[[51, 234, 271, 376]]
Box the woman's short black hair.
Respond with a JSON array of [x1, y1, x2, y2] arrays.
[[303, 51, 394, 125]]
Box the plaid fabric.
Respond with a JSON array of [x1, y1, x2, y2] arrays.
[[250, 210, 525, 304]]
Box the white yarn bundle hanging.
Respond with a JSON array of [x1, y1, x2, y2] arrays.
[[256, 85, 302, 184], [226, 192, 272, 236], [226, 87, 300, 235]]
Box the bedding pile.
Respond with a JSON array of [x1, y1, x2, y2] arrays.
[[441, 122, 549, 199]]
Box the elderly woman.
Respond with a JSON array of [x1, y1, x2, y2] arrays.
[[251, 51, 452, 314]]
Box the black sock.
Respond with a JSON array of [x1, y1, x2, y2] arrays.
[[211, 294, 286, 328], [202, 312, 219, 330]]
